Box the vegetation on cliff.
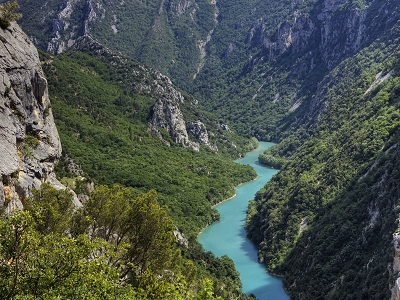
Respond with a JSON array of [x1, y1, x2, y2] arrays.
[[0, 0, 21, 29], [4, 0, 400, 298], [0, 184, 247, 299], [41, 49, 256, 238], [247, 17, 400, 299]]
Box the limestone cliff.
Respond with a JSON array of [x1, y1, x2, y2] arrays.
[[393, 233, 400, 300], [0, 22, 80, 211], [150, 96, 199, 151], [47, 0, 87, 54], [248, 0, 381, 70]]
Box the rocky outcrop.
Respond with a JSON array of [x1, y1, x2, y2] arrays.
[[72, 36, 217, 152], [0, 22, 80, 210], [173, 226, 189, 248], [392, 232, 400, 299], [166, 0, 194, 18], [189, 120, 218, 152], [47, 0, 87, 54], [392, 278, 400, 300], [248, 11, 315, 62], [393, 233, 400, 273], [150, 96, 199, 150], [248, 0, 397, 74]]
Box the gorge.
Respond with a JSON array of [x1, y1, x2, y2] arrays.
[[0, 0, 400, 299]]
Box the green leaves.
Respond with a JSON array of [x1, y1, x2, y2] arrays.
[[0, 1, 22, 29], [28, 184, 74, 235], [0, 185, 233, 299]]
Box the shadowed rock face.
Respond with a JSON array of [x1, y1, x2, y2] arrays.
[[0, 22, 80, 210]]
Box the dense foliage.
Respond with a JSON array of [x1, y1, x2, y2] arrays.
[[191, 0, 319, 138], [247, 19, 400, 299], [0, 184, 247, 299], [282, 134, 400, 299], [6, 0, 400, 298]]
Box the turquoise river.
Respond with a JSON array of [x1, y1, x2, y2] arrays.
[[198, 142, 290, 300]]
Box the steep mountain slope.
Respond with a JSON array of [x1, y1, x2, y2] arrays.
[[8, 0, 400, 298], [10, 0, 400, 138], [8, 0, 217, 87], [0, 22, 253, 299], [42, 38, 259, 300], [0, 22, 80, 211], [283, 135, 400, 299], [246, 8, 400, 299], [193, 0, 400, 138]]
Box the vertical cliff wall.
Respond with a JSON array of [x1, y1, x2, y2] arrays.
[[0, 22, 79, 211]]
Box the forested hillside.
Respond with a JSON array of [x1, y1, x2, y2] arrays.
[[244, 1, 400, 298], [0, 19, 256, 298], [42, 43, 259, 299], [40, 38, 256, 238], [3, 0, 400, 298], [192, 0, 400, 139]]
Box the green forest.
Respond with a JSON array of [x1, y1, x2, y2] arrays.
[[1, 0, 400, 298], [36, 48, 256, 298], [0, 184, 246, 299], [41, 49, 256, 238], [247, 15, 400, 299]]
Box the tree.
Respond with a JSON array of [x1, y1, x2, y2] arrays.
[[0, 1, 22, 29], [0, 201, 136, 299], [27, 184, 75, 235]]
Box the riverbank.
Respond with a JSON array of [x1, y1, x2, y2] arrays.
[[198, 141, 289, 299], [197, 176, 259, 237], [211, 176, 259, 208]]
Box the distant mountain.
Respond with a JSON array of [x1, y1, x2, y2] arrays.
[[10, 0, 216, 88], [192, 0, 400, 139]]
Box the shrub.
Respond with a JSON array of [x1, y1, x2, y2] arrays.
[[0, 1, 22, 29]]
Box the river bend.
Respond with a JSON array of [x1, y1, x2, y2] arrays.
[[198, 142, 289, 300]]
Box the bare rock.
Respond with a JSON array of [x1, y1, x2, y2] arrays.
[[150, 96, 199, 150], [189, 120, 218, 152], [0, 22, 80, 210]]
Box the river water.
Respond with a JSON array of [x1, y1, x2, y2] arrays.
[[198, 142, 289, 300]]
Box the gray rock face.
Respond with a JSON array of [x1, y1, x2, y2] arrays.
[[392, 233, 400, 300], [150, 96, 200, 151], [248, 0, 395, 74], [167, 0, 194, 18], [47, 0, 89, 54], [173, 226, 189, 248], [189, 120, 218, 152], [0, 22, 80, 210]]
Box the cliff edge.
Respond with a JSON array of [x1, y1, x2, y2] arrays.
[[0, 22, 79, 211]]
